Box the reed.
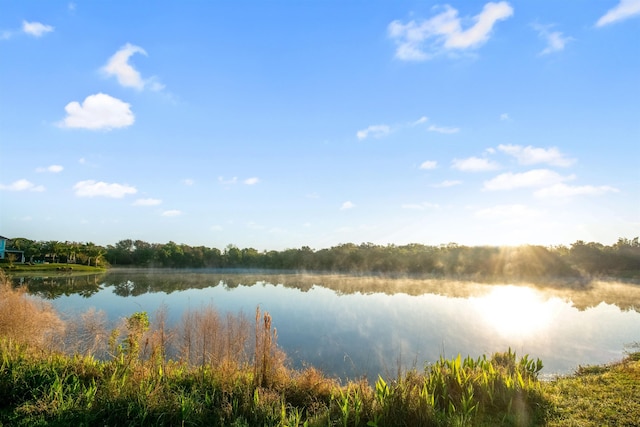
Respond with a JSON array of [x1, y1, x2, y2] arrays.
[[0, 271, 64, 351]]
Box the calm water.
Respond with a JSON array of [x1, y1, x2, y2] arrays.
[[14, 269, 640, 380]]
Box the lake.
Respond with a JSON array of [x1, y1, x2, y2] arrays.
[[13, 269, 640, 381]]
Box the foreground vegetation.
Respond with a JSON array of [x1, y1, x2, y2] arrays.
[[1, 272, 638, 426], [3, 236, 640, 282]]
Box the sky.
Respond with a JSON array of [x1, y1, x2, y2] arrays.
[[1, 0, 639, 251]]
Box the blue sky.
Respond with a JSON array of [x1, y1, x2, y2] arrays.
[[1, 0, 639, 250]]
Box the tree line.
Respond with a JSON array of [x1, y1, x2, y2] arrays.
[[4, 237, 639, 280]]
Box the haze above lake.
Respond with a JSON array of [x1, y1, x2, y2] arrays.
[[16, 269, 640, 381]]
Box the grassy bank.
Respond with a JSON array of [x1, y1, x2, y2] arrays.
[[0, 272, 638, 426], [0, 263, 106, 273]]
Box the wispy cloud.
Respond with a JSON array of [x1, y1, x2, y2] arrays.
[[596, 0, 640, 27], [388, 1, 514, 61], [22, 20, 54, 37], [102, 43, 164, 91], [532, 23, 573, 55], [534, 183, 619, 198], [431, 180, 462, 188], [475, 204, 543, 221], [428, 124, 460, 134], [133, 198, 162, 206], [0, 179, 45, 192], [356, 124, 391, 140], [497, 144, 575, 167], [402, 202, 440, 210], [419, 160, 438, 170], [218, 176, 259, 186], [2, 20, 54, 40], [452, 157, 500, 172], [58, 93, 134, 130], [340, 201, 355, 210], [162, 210, 182, 217], [500, 113, 510, 121], [36, 165, 64, 173], [412, 116, 429, 126], [73, 180, 137, 198], [182, 179, 195, 186], [483, 169, 572, 191], [218, 176, 238, 185]]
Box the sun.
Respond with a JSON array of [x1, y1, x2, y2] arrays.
[[473, 285, 553, 338]]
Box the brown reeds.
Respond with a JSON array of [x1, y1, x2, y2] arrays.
[[254, 306, 287, 388], [0, 271, 64, 351], [179, 303, 252, 372]]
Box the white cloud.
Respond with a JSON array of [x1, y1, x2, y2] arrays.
[[73, 180, 137, 198], [217, 176, 259, 186], [497, 144, 575, 167], [162, 210, 182, 217], [388, 2, 513, 61], [483, 169, 572, 191], [133, 198, 162, 206], [182, 179, 195, 186], [534, 183, 619, 198], [533, 23, 573, 55], [36, 165, 64, 173], [475, 204, 543, 220], [356, 124, 390, 140], [0, 179, 45, 192], [59, 93, 134, 130], [22, 21, 54, 37], [428, 124, 460, 134], [596, 0, 640, 27], [452, 157, 500, 172], [412, 116, 429, 125], [420, 160, 438, 170], [431, 180, 462, 188], [340, 201, 355, 210], [102, 43, 164, 91], [218, 176, 238, 185], [402, 202, 440, 210], [500, 113, 510, 121]]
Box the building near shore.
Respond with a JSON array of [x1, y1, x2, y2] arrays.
[[0, 235, 25, 263]]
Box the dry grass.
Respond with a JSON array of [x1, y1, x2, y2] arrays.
[[0, 271, 65, 351]]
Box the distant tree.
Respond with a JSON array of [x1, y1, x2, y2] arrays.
[[224, 244, 242, 267]]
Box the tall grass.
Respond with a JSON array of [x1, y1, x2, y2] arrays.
[[0, 270, 552, 425], [0, 271, 65, 351]]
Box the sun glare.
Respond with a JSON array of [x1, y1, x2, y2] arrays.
[[473, 285, 553, 338]]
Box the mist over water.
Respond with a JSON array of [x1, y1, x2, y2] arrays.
[[16, 270, 640, 381]]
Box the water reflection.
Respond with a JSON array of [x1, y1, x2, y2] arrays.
[[472, 285, 555, 338], [8, 269, 640, 381], [11, 273, 104, 299]]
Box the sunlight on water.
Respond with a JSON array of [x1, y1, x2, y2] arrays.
[[17, 271, 640, 380], [473, 285, 554, 338]]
